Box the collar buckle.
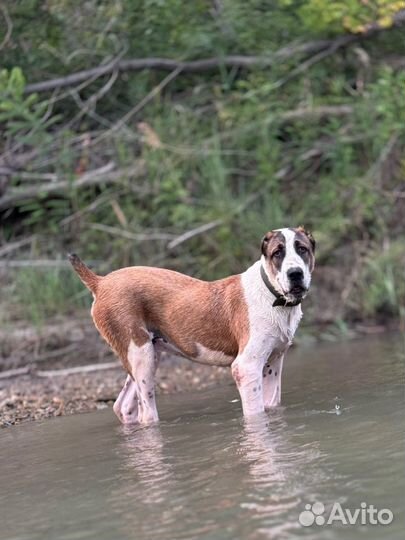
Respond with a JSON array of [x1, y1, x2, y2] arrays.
[[260, 265, 301, 308]]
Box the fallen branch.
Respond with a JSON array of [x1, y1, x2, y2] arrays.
[[279, 105, 353, 122], [23, 10, 405, 94], [0, 367, 30, 379], [23, 47, 329, 94], [0, 161, 146, 212], [36, 362, 119, 377]]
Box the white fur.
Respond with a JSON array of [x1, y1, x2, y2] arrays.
[[262, 351, 284, 409], [195, 343, 234, 366], [276, 228, 311, 294], [242, 260, 303, 345], [127, 339, 159, 424], [231, 260, 303, 416], [113, 374, 139, 424]]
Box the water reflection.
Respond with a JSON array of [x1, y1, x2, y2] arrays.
[[115, 424, 174, 504], [240, 412, 288, 485], [109, 423, 180, 539], [238, 410, 325, 539]]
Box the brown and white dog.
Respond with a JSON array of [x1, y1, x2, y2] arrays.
[[69, 226, 315, 425]]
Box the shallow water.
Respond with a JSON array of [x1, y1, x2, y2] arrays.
[[0, 334, 404, 540]]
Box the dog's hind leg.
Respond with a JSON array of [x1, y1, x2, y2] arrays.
[[262, 352, 285, 409], [127, 338, 159, 425], [113, 374, 139, 424]]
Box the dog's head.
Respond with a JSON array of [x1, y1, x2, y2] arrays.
[[261, 227, 315, 303]]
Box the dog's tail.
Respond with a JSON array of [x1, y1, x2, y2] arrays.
[[68, 253, 100, 294]]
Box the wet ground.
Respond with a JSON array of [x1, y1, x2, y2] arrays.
[[0, 334, 404, 540]]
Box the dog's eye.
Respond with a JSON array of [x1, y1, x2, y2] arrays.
[[297, 246, 308, 255], [272, 249, 283, 258]]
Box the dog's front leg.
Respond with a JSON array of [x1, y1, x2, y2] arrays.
[[262, 351, 285, 409], [231, 347, 268, 416]]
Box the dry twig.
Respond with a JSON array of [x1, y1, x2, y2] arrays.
[[168, 221, 223, 250], [0, 4, 12, 51]]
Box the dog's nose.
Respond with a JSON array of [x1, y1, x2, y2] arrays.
[[287, 267, 304, 282]]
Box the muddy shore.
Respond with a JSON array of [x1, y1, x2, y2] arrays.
[[0, 317, 234, 427]]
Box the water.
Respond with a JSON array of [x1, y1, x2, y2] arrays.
[[0, 335, 404, 540]]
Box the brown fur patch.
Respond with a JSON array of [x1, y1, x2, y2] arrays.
[[90, 266, 249, 373], [68, 254, 99, 293], [295, 227, 316, 271], [261, 231, 286, 282]]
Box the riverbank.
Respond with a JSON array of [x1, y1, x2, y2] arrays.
[[0, 317, 233, 427], [0, 359, 231, 427]]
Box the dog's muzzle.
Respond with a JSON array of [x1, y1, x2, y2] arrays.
[[287, 267, 307, 298]]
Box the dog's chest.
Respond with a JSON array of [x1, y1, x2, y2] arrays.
[[241, 263, 303, 346], [245, 294, 302, 346]]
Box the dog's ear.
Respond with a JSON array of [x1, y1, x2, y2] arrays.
[[261, 231, 273, 256], [298, 226, 316, 253]]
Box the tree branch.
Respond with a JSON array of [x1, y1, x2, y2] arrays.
[[280, 105, 353, 122], [23, 10, 405, 95], [0, 4, 12, 52], [0, 161, 146, 212]]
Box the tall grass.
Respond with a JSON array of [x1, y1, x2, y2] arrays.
[[12, 268, 91, 326]]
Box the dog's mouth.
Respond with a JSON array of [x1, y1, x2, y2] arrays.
[[289, 285, 307, 298]]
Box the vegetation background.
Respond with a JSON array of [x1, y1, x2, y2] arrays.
[[1, 0, 405, 334]]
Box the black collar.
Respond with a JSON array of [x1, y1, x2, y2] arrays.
[[260, 265, 301, 307]]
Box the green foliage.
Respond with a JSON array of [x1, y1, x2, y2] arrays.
[[282, 0, 405, 33], [1, 1, 405, 325], [0, 67, 57, 149], [360, 241, 405, 318], [12, 268, 91, 326]]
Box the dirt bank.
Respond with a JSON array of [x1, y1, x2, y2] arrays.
[[0, 359, 231, 427], [0, 317, 232, 427]]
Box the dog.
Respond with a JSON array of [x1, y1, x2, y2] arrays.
[[69, 226, 315, 425]]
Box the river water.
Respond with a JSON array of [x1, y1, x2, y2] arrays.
[[0, 334, 404, 540]]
